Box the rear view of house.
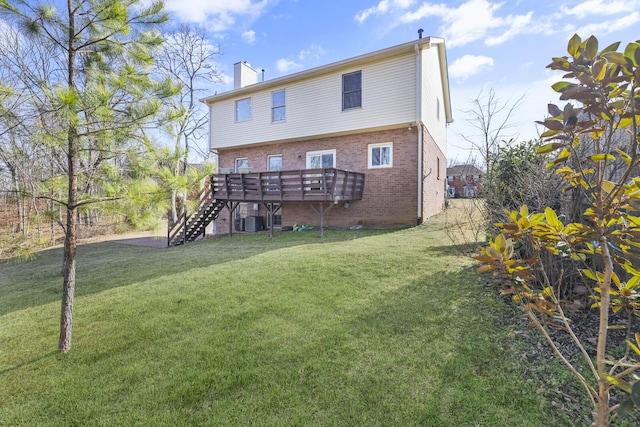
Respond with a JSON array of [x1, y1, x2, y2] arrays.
[[168, 35, 452, 245]]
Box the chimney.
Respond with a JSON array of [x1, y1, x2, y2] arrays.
[[234, 61, 258, 89]]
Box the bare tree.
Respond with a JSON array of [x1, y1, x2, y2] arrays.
[[461, 88, 525, 175], [154, 25, 222, 223]]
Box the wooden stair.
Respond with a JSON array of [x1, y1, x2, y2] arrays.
[[167, 186, 225, 247]]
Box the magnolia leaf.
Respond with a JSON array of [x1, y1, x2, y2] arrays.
[[551, 81, 574, 93], [589, 153, 616, 162], [584, 35, 598, 61], [601, 41, 621, 55], [538, 142, 562, 154], [618, 117, 634, 129], [615, 148, 633, 166], [545, 207, 562, 229], [593, 59, 607, 80], [624, 42, 640, 67], [540, 129, 560, 138], [601, 51, 627, 65], [568, 33, 581, 56], [477, 265, 496, 274], [548, 103, 562, 117], [582, 269, 598, 281]]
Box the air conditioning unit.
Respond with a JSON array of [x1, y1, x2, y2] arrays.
[[245, 216, 264, 232]]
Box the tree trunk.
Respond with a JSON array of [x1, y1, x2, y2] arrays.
[[596, 238, 613, 426], [59, 201, 76, 353], [59, 0, 77, 354]]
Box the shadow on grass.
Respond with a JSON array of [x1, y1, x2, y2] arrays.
[[0, 228, 393, 317], [0, 351, 58, 376], [425, 242, 483, 257]]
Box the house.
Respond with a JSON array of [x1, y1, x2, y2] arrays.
[[446, 164, 484, 198], [167, 35, 452, 245]]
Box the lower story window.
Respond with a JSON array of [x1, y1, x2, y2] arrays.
[[368, 142, 393, 168], [306, 149, 336, 169]]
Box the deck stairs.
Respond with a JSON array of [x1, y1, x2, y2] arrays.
[[167, 187, 224, 247]]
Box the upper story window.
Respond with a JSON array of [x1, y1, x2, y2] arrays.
[[368, 142, 393, 169], [268, 155, 282, 171], [235, 98, 251, 122], [306, 149, 336, 169], [272, 90, 286, 122], [342, 71, 361, 110]]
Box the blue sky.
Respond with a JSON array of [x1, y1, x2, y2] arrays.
[[166, 0, 640, 163]]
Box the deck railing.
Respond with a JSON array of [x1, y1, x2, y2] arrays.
[[211, 168, 365, 202]]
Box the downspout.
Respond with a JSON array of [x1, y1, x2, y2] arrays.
[[415, 42, 423, 225]]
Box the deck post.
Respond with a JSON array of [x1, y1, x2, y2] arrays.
[[310, 202, 334, 237]]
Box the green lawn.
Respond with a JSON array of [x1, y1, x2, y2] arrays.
[[1, 215, 574, 426]]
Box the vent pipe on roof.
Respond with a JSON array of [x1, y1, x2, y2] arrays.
[[262, 69, 265, 82], [418, 28, 424, 39]]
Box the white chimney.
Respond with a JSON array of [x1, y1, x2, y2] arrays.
[[234, 61, 258, 89]]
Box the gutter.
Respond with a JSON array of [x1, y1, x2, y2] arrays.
[[415, 42, 423, 225]]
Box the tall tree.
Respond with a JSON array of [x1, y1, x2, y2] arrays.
[[0, 0, 169, 353]]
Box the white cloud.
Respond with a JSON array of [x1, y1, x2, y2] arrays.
[[449, 55, 494, 81], [399, 0, 534, 47], [242, 30, 256, 44], [276, 58, 301, 73], [572, 11, 640, 38], [485, 11, 533, 46], [561, 0, 637, 19], [298, 44, 326, 61], [164, 0, 271, 30], [355, 0, 415, 24]]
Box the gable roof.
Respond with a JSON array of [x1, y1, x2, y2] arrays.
[[201, 37, 452, 124], [447, 164, 484, 176]]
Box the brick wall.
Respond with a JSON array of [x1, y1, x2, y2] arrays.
[[421, 127, 447, 220], [212, 127, 445, 232]]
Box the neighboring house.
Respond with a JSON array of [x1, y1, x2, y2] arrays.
[[167, 35, 452, 245], [446, 164, 484, 198]]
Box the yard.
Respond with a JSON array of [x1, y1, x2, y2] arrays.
[[1, 202, 578, 426]]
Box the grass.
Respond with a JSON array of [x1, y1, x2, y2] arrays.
[[1, 207, 575, 426]]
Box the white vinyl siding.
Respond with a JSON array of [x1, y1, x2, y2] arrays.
[[420, 47, 447, 155], [210, 54, 416, 150]]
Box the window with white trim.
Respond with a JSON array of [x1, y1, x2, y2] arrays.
[[368, 142, 393, 169], [272, 90, 285, 122], [268, 155, 282, 171], [306, 149, 336, 169], [342, 71, 361, 110], [235, 158, 249, 172], [235, 98, 251, 122]]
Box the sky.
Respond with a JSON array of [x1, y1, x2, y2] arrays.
[[164, 0, 640, 165]]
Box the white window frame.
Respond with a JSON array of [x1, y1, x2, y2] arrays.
[[235, 97, 251, 122], [306, 149, 336, 169], [271, 89, 286, 122], [342, 70, 362, 111], [235, 158, 249, 172], [368, 142, 393, 169], [267, 154, 283, 171]]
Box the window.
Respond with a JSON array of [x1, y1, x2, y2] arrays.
[[235, 158, 249, 172], [235, 98, 251, 122], [272, 90, 285, 122], [306, 149, 336, 169], [368, 142, 393, 169], [342, 71, 361, 110], [447, 175, 454, 182], [268, 155, 282, 171]]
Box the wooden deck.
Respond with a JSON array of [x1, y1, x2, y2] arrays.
[[211, 168, 365, 202]]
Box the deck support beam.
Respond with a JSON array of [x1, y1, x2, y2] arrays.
[[264, 203, 282, 238], [309, 202, 335, 237], [225, 201, 240, 238]]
